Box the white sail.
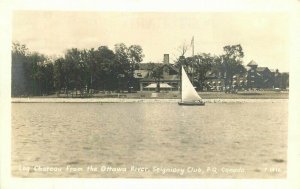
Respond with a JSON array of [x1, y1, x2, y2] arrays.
[[181, 66, 202, 101]]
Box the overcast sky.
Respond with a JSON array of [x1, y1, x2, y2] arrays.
[[13, 11, 290, 72]]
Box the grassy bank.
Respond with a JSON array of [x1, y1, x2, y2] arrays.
[[17, 90, 289, 99], [199, 91, 288, 99]]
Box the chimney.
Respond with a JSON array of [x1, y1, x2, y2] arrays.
[[163, 54, 169, 64]]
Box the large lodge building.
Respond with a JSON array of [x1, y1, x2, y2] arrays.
[[134, 55, 289, 92]]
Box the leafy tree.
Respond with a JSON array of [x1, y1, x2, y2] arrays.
[[114, 43, 144, 92], [128, 45, 144, 65], [174, 53, 214, 91], [12, 42, 29, 56], [12, 42, 144, 95], [114, 43, 129, 65], [173, 42, 190, 71], [95, 46, 116, 90], [115, 43, 131, 84], [66, 48, 86, 90], [148, 63, 164, 92], [53, 58, 66, 91], [127, 45, 144, 92], [12, 42, 54, 96], [42, 62, 54, 95], [86, 48, 97, 90], [26, 52, 48, 95], [174, 56, 190, 73], [211, 55, 224, 76], [222, 44, 246, 89], [193, 53, 214, 90], [12, 42, 28, 96], [98, 47, 119, 90]]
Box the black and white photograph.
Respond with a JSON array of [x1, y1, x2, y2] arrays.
[[1, 0, 300, 189]]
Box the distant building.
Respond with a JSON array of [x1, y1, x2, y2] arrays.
[[205, 71, 225, 91], [134, 58, 180, 91], [246, 60, 289, 90], [273, 69, 281, 88], [203, 60, 288, 91], [256, 67, 273, 88], [247, 60, 274, 89], [232, 73, 248, 90], [204, 71, 247, 91], [247, 60, 260, 89], [133, 57, 288, 92], [281, 72, 289, 89], [273, 70, 289, 89]]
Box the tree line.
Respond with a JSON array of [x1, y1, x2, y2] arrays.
[[11, 42, 246, 96], [12, 42, 144, 96]]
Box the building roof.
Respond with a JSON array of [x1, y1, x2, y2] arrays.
[[138, 63, 159, 70], [138, 63, 179, 72], [141, 74, 180, 82], [134, 70, 149, 79], [169, 65, 179, 73], [247, 60, 258, 67], [144, 83, 174, 88], [137, 63, 180, 81], [256, 67, 270, 72]]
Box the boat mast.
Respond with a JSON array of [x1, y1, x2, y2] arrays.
[[192, 36, 194, 58], [181, 66, 183, 102], [191, 36, 194, 85]]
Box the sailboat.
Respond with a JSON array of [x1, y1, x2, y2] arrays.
[[178, 66, 205, 106]]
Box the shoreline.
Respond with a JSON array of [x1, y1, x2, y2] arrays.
[[11, 98, 288, 103]]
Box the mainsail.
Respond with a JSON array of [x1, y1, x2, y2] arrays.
[[181, 66, 202, 102]]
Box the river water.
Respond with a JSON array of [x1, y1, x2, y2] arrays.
[[11, 101, 288, 178]]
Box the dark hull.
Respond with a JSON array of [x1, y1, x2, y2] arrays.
[[178, 101, 205, 106]]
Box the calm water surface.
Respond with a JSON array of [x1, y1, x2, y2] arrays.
[[12, 101, 288, 178]]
